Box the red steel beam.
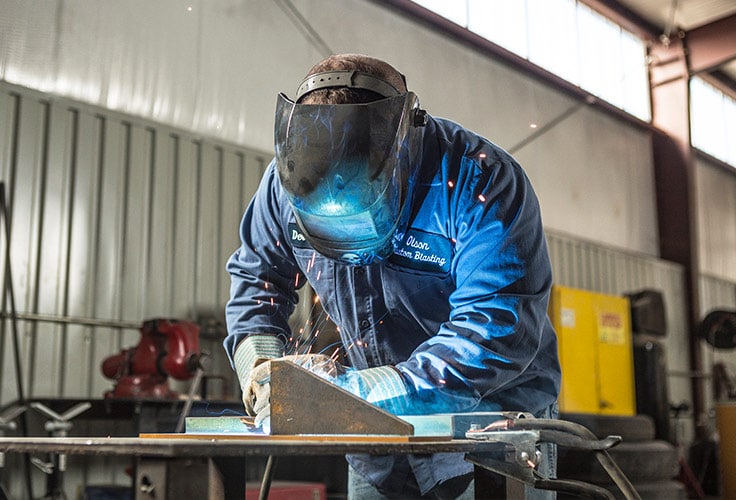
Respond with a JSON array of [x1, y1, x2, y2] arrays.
[[649, 35, 706, 438], [686, 13, 736, 75]]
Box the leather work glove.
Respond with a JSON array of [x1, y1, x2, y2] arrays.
[[334, 365, 411, 414], [242, 354, 344, 428]]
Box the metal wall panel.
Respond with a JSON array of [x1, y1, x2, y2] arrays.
[[699, 273, 736, 417], [701, 274, 736, 313], [0, 79, 721, 402], [0, 81, 271, 406], [546, 230, 696, 438], [2, 79, 735, 495], [547, 231, 736, 442]]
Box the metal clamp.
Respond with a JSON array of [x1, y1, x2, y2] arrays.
[[0, 405, 26, 468], [466, 428, 543, 488], [31, 402, 91, 473], [464, 416, 640, 500]]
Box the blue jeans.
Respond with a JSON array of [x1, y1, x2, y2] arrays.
[[348, 467, 474, 499]]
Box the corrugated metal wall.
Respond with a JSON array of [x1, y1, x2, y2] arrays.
[[546, 231, 736, 443], [2, 80, 736, 494], [546, 229, 688, 317], [699, 273, 736, 416], [545, 230, 695, 426], [701, 273, 736, 314], [0, 80, 272, 405], [4, 79, 735, 408]]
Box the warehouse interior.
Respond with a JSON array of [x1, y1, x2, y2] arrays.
[[1, 0, 735, 498]]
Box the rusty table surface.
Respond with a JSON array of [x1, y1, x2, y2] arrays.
[[0, 435, 505, 458]]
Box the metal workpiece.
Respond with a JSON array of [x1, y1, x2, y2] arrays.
[[269, 360, 414, 436]]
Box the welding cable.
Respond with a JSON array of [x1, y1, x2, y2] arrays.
[[506, 418, 641, 500], [508, 418, 608, 437], [534, 478, 616, 500], [589, 449, 641, 500], [175, 366, 205, 434], [535, 430, 621, 451], [259, 455, 278, 500]]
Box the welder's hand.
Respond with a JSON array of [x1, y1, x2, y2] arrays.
[[244, 358, 272, 427], [243, 354, 344, 428]]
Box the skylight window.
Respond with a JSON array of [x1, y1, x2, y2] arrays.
[[691, 78, 736, 167], [410, 0, 652, 121]]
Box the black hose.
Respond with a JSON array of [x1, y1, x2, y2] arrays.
[[537, 429, 621, 450], [175, 367, 205, 434], [512, 418, 603, 438], [259, 455, 278, 500], [535, 478, 616, 500], [510, 418, 641, 500], [593, 449, 641, 500]]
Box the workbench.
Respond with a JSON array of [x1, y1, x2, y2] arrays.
[[0, 363, 638, 499], [0, 434, 514, 499], [0, 434, 502, 458]]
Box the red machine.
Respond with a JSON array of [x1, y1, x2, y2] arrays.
[[101, 319, 205, 399]]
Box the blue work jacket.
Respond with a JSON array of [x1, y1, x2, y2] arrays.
[[225, 116, 561, 494]]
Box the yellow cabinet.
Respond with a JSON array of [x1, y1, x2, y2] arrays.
[[549, 285, 636, 416]]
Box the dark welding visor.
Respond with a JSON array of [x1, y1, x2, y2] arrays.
[[274, 91, 424, 265]]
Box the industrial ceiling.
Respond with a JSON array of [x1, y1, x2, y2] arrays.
[[601, 0, 736, 93]]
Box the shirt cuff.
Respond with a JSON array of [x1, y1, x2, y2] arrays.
[[233, 335, 284, 388]]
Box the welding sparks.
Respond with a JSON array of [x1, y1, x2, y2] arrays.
[[283, 296, 345, 363]]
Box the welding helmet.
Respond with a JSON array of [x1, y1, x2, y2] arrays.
[[274, 70, 427, 265]]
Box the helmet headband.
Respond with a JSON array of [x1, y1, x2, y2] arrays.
[[296, 70, 403, 101]]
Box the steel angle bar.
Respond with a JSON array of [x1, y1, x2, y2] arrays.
[[269, 360, 413, 436]]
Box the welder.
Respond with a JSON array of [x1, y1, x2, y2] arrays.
[[224, 53, 561, 499]]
